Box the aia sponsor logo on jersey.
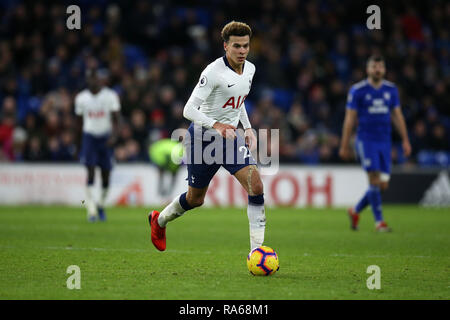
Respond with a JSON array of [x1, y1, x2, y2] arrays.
[[222, 95, 247, 109], [88, 110, 105, 118]]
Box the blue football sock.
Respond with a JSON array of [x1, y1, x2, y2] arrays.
[[367, 185, 383, 223], [355, 191, 369, 214], [179, 192, 193, 211]]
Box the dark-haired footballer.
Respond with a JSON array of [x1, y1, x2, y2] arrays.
[[339, 55, 411, 232], [148, 21, 265, 251], [75, 68, 121, 222]]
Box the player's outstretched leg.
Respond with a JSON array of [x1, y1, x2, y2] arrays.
[[85, 166, 97, 222], [348, 191, 369, 230], [248, 194, 266, 250], [367, 172, 392, 232], [376, 175, 392, 232], [97, 168, 111, 221], [148, 187, 205, 251], [148, 210, 166, 251], [348, 207, 360, 230], [234, 165, 266, 250]]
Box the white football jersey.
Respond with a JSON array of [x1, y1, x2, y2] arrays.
[[190, 56, 255, 128], [75, 87, 121, 136]]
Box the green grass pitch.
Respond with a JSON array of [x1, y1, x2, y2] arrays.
[[0, 205, 448, 300]]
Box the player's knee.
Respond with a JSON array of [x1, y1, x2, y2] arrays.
[[247, 165, 263, 196], [251, 180, 264, 196], [379, 174, 390, 191], [370, 181, 380, 188], [368, 174, 381, 187]]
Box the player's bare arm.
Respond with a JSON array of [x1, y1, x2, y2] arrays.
[[339, 108, 357, 160], [108, 111, 121, 146], [239, 102, 256, 150], [391, 107, 412, 157]]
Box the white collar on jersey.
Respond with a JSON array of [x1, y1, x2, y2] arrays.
[[223, 55, 245, 74]]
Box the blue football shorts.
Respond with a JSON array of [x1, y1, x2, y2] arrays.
[[184, 123, 257, 189], [80, 132, 113, 170], [355, 138, 391, 175]]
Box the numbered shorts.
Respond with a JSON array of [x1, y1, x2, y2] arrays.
[[184, 123, 257, 188], [355, 138, 391, 176], [80, 132, 113, 170]]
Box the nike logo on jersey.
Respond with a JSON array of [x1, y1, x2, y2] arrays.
[[227, 84, 235, 87]]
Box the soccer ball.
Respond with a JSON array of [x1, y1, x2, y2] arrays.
[[247, 246, 279, 276]]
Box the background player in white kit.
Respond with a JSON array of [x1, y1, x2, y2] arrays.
[[75, 68, 121, 222], [148, 21, 266, 252]]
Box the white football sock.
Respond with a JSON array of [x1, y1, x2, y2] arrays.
[[98, 187, 108, 208], [247, 204, 266, 250], [157, 195, 186, 228], [85, 185, 97, 217]]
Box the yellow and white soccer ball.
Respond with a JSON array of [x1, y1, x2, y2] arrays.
[[247, 246, 280, 276]]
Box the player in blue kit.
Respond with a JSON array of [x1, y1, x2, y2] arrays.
[[148, 21, 266, 252], [339, 55, 411, 232]]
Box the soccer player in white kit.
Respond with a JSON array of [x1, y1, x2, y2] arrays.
[[75, 69, 121, 222], [148, 21, 266, 252]]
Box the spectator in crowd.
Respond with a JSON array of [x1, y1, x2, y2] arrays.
[[410, 120, 429, 157], [429, 123, 449, 151]]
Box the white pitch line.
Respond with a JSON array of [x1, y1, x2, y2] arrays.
[[0, 245, 434, 258], [329, 253, 432, 258]]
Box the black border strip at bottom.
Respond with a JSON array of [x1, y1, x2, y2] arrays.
[[0, 300, 445, 318]]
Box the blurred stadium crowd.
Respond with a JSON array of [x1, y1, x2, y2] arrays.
[[0, 0, 449, 167]]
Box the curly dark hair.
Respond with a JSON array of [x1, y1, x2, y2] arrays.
[[221, 21, 252, 42]]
